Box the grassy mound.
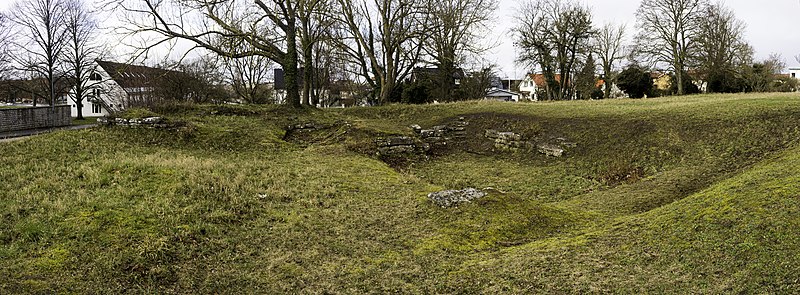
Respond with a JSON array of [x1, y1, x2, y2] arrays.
[[1, 93, 800, 293]]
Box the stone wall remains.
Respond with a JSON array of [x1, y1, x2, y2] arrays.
[[0, 105, 71, 133]]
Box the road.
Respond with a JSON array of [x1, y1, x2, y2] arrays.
[[0, 124, 97, 143]]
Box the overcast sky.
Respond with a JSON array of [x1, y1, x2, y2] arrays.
[[2, 0, 799, 78], [490, 0, 800, 78]]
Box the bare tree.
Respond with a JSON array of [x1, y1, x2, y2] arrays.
[[297, 0, 335, 106], [169, 56, 229, 104], [747, 53, 785, 92], [220, 39, 275, 104], [422, 0, 498, 101], [594, 22, 626, 98], [110, 0, 311, 108], [0, 13, 12, 79], [635, 0, 706, 95], [335, 0, 426, 104], [514, 0, 594, 100], [63, 0, 104, 119], [693, 2, 752, 93], [9, 0, 69, 106]]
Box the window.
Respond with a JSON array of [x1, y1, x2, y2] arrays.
[[90, 73, 102, 81], [792, 73, 796, 78], [92, 103, 102, 114]]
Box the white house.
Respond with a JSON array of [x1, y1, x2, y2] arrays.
[[66, 60, 170, 117], [518, 74, 539, 101], [485, 88, 522, 102], [790, 68, 800, 81]]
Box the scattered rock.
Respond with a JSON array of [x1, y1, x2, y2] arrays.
[[101, 116, 176, 129], [427, 188, 487, 208], [537, 143, 564, 157], [289, 122, 321, 131], [410, 124, 422, 133], [376, 136, 416, 147], [553, 137, 577, 148]]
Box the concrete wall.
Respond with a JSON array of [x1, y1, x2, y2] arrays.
[[0, 105, 72, 132]]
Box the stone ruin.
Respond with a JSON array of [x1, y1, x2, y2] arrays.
[[412, 117, 468, 144], [97, 116, 171, 128], [375, 136, 430, 155], [375, 116, 576, 158], [378, 117, 469, 156], [485, 129, 526, 150], [484, 129, 574, 157], [427, 188, 487, 208]]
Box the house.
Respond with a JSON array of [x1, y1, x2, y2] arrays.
[[790, 68, 800, 81], [65, 60, 184, 117], [485, 88, 521, 102], [519, 74, 544, 101], [411, 67, 466, 86], [519, 73, 568, 101]]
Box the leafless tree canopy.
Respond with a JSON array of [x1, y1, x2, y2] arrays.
[[334, 0, 427, 104], [9, 0, 70, 106], [297, 0, 335, 106], [422, 0, 497, 101], [514, 0, 594, 100], [692, 1, 751, 91], [109, 0, 310, 107], [0, 13, 12, 79], [64, 0, 105, 118], [635, 0, 706, 95], [220, 39, 276, 104], [594, 22, 626, 98]]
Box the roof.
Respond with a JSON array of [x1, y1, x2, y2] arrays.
[[412, 67, 466, 80], [95, 60, 179, 89], [486, 88, 521, 97], [527, 73, 563, 87]]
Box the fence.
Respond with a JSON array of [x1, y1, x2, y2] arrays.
[[0, 105, 72, 133]]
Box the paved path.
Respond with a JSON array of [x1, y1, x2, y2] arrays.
[[0, 124, 97, 143]]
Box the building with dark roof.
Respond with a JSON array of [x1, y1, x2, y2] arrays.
[[65, 60, 184, 117]]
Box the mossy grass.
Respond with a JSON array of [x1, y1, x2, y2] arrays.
[[2, 93, 800, 293]]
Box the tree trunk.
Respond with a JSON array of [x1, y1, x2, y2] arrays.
[[675, 65, 684, 95], [603, 65, 612, 99], [284, 28, 302, 108], [302, 45, 313, 106], [76, 101, 84, 120], [379, 78, 394, 105], [439, 60, 455, 102]]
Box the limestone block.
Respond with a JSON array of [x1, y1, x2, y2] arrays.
[[427, 188, 487, 208], [538, 144, 564, 157]]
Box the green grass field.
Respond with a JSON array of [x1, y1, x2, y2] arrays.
[[71, 116, 101, 126], [2, 93, 800, 293]]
